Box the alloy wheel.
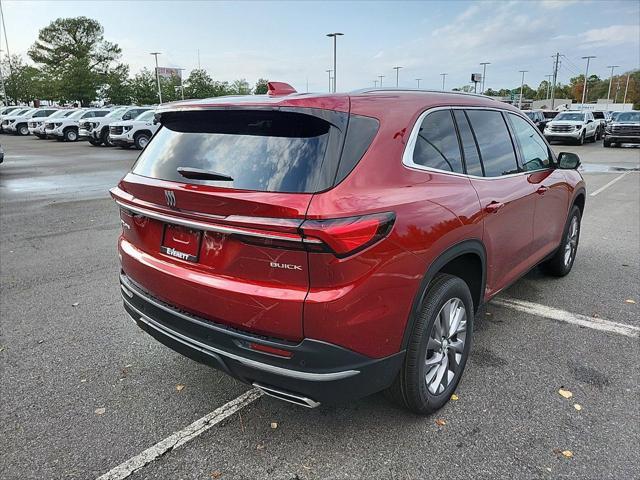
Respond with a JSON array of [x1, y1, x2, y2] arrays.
[[564, 216, 579, 266], [425, 298, 467, 395]]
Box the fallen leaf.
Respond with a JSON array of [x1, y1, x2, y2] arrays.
[[256, 443, 265, 451], [558, 388, 573, 399], [625, 299, 636, 304], [38, 340, 44, 344], [451, 394, 459, 401], [210, 471, 222, 479], [561, 450, 573, 459], [435, 419, 446, 427], [80, 378, 87, 383], [176, 384, 185, 392], [95, 407, 106, 415], [270, 422, 278, 429], [72, 302, 79, 307], [574, 404, 582, 411]]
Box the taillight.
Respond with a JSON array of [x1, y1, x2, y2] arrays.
[[301, 212, 395, 257]]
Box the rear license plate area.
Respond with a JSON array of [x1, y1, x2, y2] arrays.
[[161, 224, 202, 263]]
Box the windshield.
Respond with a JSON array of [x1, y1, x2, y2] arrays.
[[134, 110, 155, 122], [48, 110, 71, 119], [555, 112, 585, 122], [68, 110, 87, 119], [13, 108, 33, 117], [133, 110, 336, 193], [105, 108, 126, 118], [524, 112, 535, 120], [615, 112, 640, 123]]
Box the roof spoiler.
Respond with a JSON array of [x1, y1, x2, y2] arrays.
[[267, 82, 297, 97]]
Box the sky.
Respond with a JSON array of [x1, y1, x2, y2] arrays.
[[3, 0, 639, 93]]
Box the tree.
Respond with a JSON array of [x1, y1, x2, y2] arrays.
[[1, 54, 42, 104], [98, 63, 131, 105], [184, 69, 215, 99], [129, 68, 158, 105], [28, 17, 122, 105], [254, 78, 269, 95], [159, 74, 183, 103], [230, 79, 251, 95]]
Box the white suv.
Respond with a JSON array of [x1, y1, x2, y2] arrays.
[[82, 106, 152, 147], [0, 106, 22, 132], [29, 109, 76, 138], [1, 107, 31, 133], [108, 110, 159, 149], [45, 108, 111, 142], [543, 110, 598, 145], [3, 108, 58, 136]]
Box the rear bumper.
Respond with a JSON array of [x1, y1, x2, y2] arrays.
[[119, 273, 403, 406]]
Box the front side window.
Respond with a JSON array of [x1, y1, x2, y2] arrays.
[[412, 110, 463, 174], [465, 110, 518, 177], [508, 113, 551, 172]]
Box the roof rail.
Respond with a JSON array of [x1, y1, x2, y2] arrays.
[[351, 88, 497, 101]]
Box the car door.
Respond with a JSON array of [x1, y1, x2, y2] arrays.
[[506, 112, 570, 260], [463, 109, 537, 297]]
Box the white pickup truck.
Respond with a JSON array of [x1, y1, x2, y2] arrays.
[[81, 106, 152, 146], [108, 110, 159, 149], [45, 108, 111, 142]]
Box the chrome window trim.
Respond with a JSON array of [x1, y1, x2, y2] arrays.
[[402, 105, 553, 179]]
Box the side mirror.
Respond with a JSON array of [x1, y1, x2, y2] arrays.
[[122, 113, 131, 120], [558, 152, 580, 170]]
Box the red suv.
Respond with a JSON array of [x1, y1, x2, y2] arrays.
[[111, 83, 585, 413]]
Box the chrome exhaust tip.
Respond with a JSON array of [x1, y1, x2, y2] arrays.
[[253, 382, 321, 408]]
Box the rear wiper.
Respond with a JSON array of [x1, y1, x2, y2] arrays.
[[177, 167, 234, 181]]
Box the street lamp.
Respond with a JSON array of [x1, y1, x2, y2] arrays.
[[378, 74, 384, 88], [415, 78, 422, 88], [606, 65, 619, 110], [393, 66, 403, 87], [440, 73, 447, 91], [480, 62, 490, 94], [580, 56, 596, 110], [325, 69, 332, 92], [150, 52, 162, 104], [326, 33, 343, 93], [518, 70, 528, 109]]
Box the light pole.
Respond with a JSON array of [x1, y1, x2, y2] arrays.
[[378, 74, 384, 88], [150, 52, 162, 104], [177, 68, 185, 100], [415, 78, 422, 88], [373, 80, 378, 88], [518, 70, 528, 109], [0, 48, 6, 106], [606, 65, 619, 110], [623, 73, 631, 106], [326, 33, 343, 93], [580, 56, 596, 110], [440, 73, 447, 91], [480, 62, 490, 94], [393, 66, 403, 87], [545, 74, 553, 100], [325, 69, 332, 92]]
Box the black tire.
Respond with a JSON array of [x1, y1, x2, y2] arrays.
[[385, 273, 474, 414], [89, 138, 102, 146], [577, 131, 585, 145], [603, 138, 611, 148], [63, 127, 78, 142], [101, 128, 113, 147], [589, 130, 596, 143], [540, 205, 581, 277], [133, 132, 150, 150], [16, 123, 29, 136]]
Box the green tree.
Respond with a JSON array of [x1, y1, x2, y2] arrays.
[[184, 69, 215, 99], [254, 78, 269, 95], [130, 68, 158, 105], [160, 74, 183, 103], [230, 79, 251, 95], [98, 63, 131, 105], [1, 54, 42, 104], [28, 17, 122, 105]]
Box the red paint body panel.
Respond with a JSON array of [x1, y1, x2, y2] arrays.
[[113, 90, 586, 360]]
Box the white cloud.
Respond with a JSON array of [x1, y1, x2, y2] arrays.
[[581, 24, 640, 47], [540, 0, 580, 9]]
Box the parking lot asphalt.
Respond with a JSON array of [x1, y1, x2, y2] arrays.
[[1, 135, 638, 480]]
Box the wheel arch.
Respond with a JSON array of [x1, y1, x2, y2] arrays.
[[134, 129, 152, 138], [572, 188, 586, 217], [401, 239, 486, 350]]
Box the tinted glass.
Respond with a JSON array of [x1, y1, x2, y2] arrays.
[[555, 112, 585, 121], [453, 110, 483, 176], [94, 110, 110, 117], [617, 112, 640, 123], [412, 110, 463, 173], [335, 115, 379, 184], [69, 110, 87, 119], [133, 110, 334, 193], [466, 110, 518, 177], [135, 110, 155, 122], [524, 111, 535, 120], [508, 114, 551, 172], [106, 108, 127, 118]]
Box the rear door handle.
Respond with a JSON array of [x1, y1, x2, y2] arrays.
[[536, 186, 549, 195], [485, 201, 504, 214]]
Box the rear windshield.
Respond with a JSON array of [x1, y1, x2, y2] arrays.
[[133, 110, 340, 193]]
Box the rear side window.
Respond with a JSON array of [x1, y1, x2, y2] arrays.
[[452, 110, 483, 177], [465, 110, 518, 177], [412, 110, 463, 174], [133, 110, 341, 193]]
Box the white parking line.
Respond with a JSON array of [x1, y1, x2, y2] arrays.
[[589, 172, 630, 197], [96, 388, 263, 480], [493, 298, 639, 338]]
